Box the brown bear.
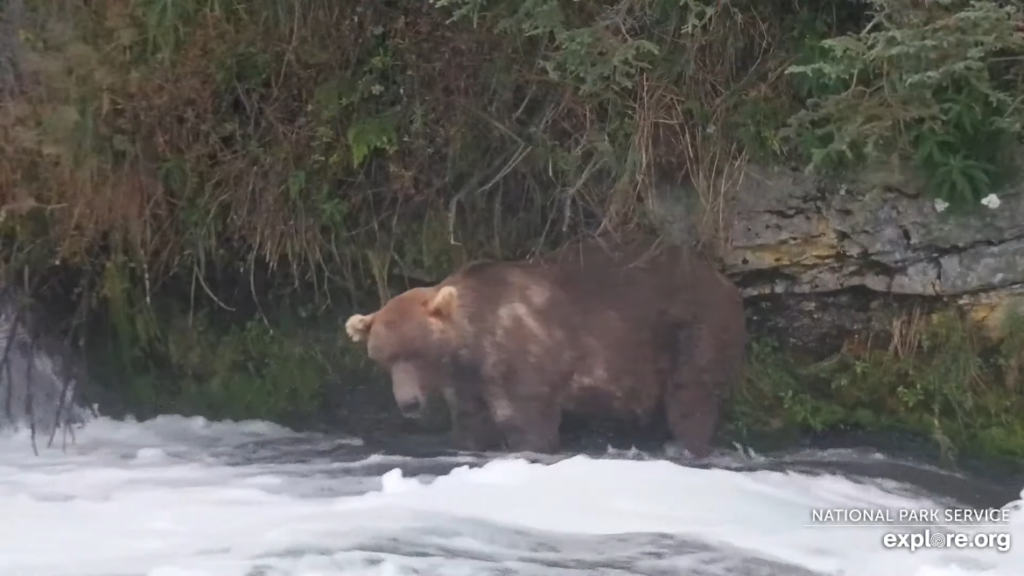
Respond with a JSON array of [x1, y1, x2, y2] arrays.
[[344, 234, 747, 457]]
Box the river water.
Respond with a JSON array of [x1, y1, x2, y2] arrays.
[[0, 415, 1020, 576]]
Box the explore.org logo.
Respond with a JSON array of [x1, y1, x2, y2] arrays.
[[882, 530, 1012, 553], [807, 506, 1015, 553]]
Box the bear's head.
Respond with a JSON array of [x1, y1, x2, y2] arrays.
[[345, 285, 464, 419]]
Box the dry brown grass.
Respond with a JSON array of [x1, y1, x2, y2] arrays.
[[888, 306, 926, 360]]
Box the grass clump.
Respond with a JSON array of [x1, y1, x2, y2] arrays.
[[731, 308, 1024, 464]]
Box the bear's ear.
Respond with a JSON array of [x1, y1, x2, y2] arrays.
[[426, 286, 459, 319], [345, 313, 375, 342]]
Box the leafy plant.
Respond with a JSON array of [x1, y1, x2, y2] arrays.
[[783, 0, 1024, 210]]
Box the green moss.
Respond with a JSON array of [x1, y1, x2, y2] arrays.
[[85, 307, 328, 424], [727, 310, 1024, 466], [79, 257, 369, 423]]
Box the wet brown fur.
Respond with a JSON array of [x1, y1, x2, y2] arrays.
[[345, 234, 747, 457]]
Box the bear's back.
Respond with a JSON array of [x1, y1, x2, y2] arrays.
[[544, 235, 741, 322], [543, 237, 744, 417]]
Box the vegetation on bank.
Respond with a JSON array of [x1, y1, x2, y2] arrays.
[[0, 0, 1023, 461], [731, 309, 1024, 464]]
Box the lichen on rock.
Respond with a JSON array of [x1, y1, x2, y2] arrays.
[[723, 165, 1024, 304]]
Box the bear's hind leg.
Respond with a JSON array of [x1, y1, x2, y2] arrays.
[[663, 323, 729, 459], [664, 384, 718, 459]]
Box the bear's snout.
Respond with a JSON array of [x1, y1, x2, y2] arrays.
[[391, 361, 429, 419], [397, 397, 424, 417]]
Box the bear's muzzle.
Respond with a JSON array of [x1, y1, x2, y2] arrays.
[[391, 361, 428, 418]]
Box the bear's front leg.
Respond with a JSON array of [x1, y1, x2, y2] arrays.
[[451, 411, 503, 452], [442, 387, 503, 452], [482, 386, 562, 454]]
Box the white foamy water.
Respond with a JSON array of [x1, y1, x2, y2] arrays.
[[0, 416, 1020, 576]]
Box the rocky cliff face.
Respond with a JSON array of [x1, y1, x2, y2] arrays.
[[652, 165, 1024, 357]]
